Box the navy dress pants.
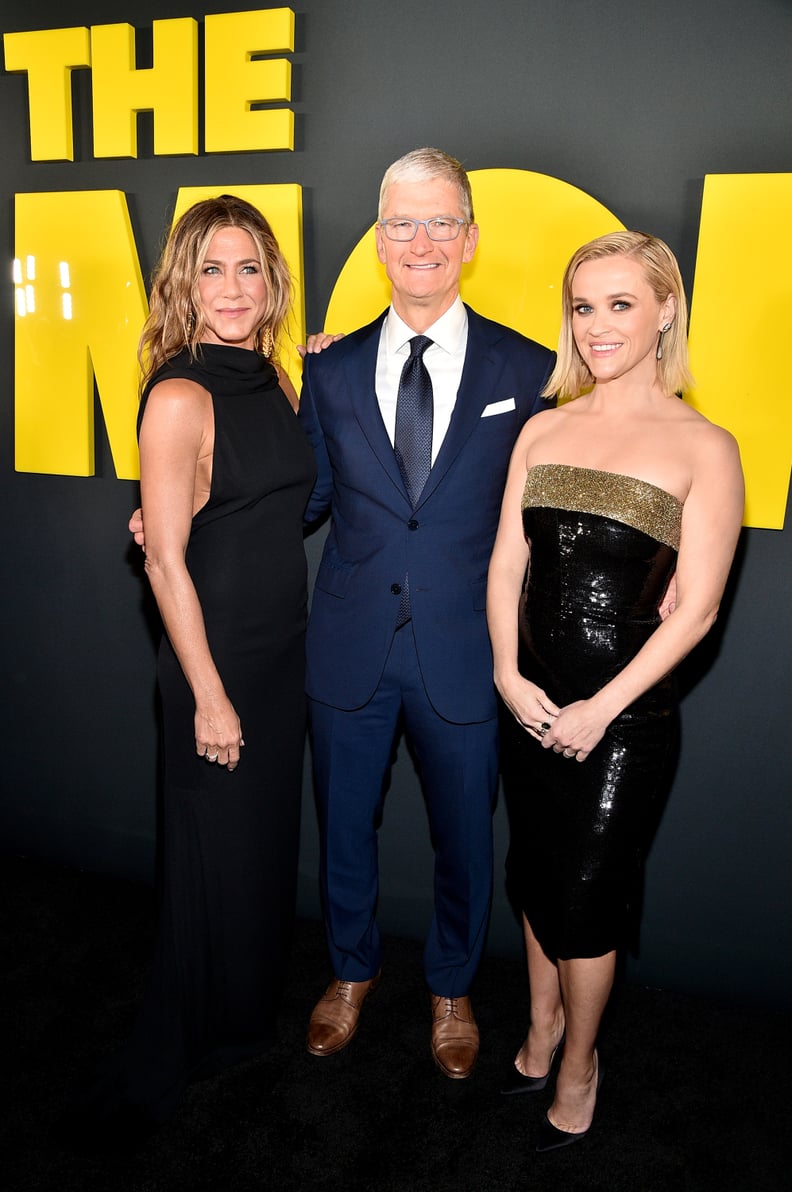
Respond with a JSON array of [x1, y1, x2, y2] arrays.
[[308, 622, 499, 996]]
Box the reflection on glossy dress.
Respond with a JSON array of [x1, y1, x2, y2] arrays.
[[505, 464, 682, 960]]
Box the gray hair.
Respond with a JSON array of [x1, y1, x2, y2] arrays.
[[378, 147, 474, 223]]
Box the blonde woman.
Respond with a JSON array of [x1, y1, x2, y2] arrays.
[[75, 196, 315, 1140], [487, 232, 743, 1150]]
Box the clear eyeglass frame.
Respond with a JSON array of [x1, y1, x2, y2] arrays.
[[378, 217, 467, 242]]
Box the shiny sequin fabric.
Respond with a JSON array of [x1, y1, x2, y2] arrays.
[[504, 464, 681, 959]]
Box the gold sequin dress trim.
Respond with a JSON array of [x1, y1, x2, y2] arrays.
[[522, 463, 682, 550]]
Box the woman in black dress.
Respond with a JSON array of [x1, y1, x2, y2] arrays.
[[487, 232, 743, 1150], [87, 196, 315, 1132]]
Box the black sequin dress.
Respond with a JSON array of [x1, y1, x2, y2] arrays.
[[99, 345, 316, 1122], [505, 464, 682, 960]]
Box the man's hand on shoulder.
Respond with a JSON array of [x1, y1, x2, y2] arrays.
[[296, 332, 345, 358]]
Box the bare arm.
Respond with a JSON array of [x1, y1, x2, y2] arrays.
[[138, 378, 244, 771], [546, 428, 744, 761], [486, 423, 560, 738]]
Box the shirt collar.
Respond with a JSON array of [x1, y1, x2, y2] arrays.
[[384, 296, 468, 357]]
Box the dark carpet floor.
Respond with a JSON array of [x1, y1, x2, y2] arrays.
[[1, 854, 789, 1192]]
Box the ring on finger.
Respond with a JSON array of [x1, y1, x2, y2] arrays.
[[563, 748, 577, 759], [206, 752, 219, 762], [538, 721, 551, 737]]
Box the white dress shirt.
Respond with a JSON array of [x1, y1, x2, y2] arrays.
[[375, 297, 469, 464]]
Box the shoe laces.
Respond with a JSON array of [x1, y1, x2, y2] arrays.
[[436, 996, 461, 1019]]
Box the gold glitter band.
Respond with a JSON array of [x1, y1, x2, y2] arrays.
[[522, 463, 682, 549]]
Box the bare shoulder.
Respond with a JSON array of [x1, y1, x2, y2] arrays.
[[513, 407, 547, 450], [531, 402, 569, 423], [681, 404, 740, 462], [520, 403, 569, 437], [679, 413, 744, 523], [142, 376, 210, 421], [517, 401, 575, 460], [657, 396, 739, 466], [139, 377, 211, 451], [145, 375, 210, 406]]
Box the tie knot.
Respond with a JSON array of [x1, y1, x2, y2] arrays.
[[409, 335, 433, 360]]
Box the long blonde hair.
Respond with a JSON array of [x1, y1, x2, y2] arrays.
[[139, 195, 292, 388], [543, 230, 694, 400]]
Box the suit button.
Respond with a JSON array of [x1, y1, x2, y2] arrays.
[[391, 583, 402, 595], [407, 519, 419, 531]]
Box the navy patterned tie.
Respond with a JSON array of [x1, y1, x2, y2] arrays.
[[393, 336, 433, 626], [394, 335, 434, 507]]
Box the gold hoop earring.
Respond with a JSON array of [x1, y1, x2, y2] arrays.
[[656, 321, 672, 361], [258, 326, 274, 358]]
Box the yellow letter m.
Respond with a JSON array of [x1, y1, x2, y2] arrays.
[[14, 191, 146, 479]]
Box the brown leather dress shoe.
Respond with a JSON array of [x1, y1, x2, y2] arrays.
[[430, 994, 479, 1079], [306, 973, 381, 1056]]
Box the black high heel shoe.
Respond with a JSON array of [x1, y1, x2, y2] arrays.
[[500, 1035, 565, 1096], [535, 1054, 603, 1152]]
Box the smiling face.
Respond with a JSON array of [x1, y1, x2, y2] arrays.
[[196, 226, 270, 350], [570, 254, 675, 387], [375, 177, 479, 329]]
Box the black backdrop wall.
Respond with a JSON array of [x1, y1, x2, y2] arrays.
[[1, 0, 790, 1005]]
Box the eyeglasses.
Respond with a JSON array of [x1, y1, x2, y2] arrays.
[[379, 217, 467, 242]]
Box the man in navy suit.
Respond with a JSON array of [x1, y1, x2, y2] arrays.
[[300, 148, 555, 1078]]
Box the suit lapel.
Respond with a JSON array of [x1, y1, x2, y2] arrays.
[[417, 308, 505, 507], [343, 313, 411, 503]]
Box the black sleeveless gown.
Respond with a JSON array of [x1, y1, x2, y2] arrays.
[[102, 345, 316, 1122], [504, 464, 682, 960]]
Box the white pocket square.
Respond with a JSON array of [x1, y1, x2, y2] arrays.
[[481, 397, 516, 417]]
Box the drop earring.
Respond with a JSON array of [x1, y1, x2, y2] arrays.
[[258, 326, 274, 358], [656, 322, 672, 361]]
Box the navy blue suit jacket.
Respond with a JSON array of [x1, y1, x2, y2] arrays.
[[299, 305, 555, 724]]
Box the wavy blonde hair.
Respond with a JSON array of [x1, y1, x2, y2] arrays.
[[542, 230, 694, 400], [139, 195, 292, 387]]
